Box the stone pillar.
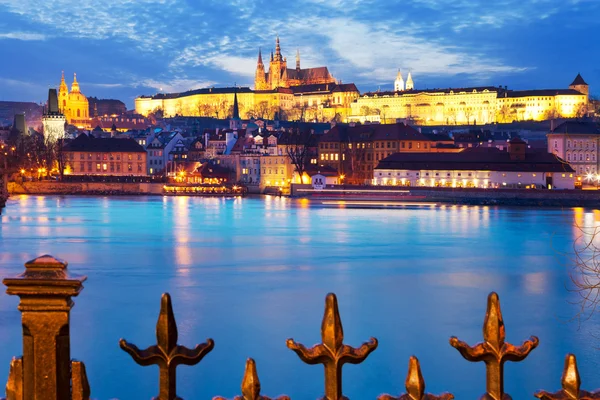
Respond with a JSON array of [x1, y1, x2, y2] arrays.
[[3, 255, 86, 400]]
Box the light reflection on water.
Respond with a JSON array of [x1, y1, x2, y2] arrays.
[[0, 195, 600, 399]]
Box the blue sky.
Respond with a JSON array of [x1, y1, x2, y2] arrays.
[[0, 0, 598, 109]]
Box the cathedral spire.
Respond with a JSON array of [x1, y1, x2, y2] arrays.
[[257, 47, 263, 65], [71, 73, 80, 93], [296, 49, 300, 70], [93, 102, 98, 118], [232, 90, 240, 120], [274, 35, 282, 61]]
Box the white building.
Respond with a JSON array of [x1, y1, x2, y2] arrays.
[[374, 138, 575, 189], [146, 131, 183, 175], [42, 89, 66, 143]]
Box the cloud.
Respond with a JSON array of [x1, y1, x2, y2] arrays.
[[138, 78, 217, 93], [0, 32, 46, 41], [307, 17, 526, 83]]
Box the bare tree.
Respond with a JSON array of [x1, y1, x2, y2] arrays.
[[281, 128, 315, 183], [542, 107, 562, 121], [569, 225, 600, 323], [345, 135, 367, 184], [575, 102, 588, 119]]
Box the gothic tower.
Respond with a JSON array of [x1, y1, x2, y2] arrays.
[[296, 49, 300, 71], [394, 70, 404, 92], [405, 72, 414, 90], [268, 36, 288, 89], [254, 48, 268, 90]]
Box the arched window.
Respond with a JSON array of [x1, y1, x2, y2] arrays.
[[63, 100, 66, 107], [77, 109, 80, 118], [567, 153, 571, 161]]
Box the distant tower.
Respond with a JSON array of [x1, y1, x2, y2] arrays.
[[405, 72, 414, 90], [296, 49, 301, 71], [230, 90, 242, 131], [254, 48, 268, 90], [58, 71, 69, 113], [569, 73, 589, 98], [42, 88, 66, 142], [394, 70, 405, 92]]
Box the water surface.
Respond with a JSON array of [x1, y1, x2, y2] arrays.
[[0, 195, 599, 399]]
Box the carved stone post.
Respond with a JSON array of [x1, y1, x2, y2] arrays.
[[3, 255, 86, 400]]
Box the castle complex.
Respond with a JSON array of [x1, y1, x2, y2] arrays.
[[134, 37, 590, 126], [351, 73, 589, 125], [135, 37, 359, 121]]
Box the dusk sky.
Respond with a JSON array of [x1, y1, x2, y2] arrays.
[[1, 0, 598, 109]]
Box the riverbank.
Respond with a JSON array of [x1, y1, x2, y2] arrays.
[[291, 184, 600, 207], [8, 181, 165, 196], [7, 181, 600, 207]]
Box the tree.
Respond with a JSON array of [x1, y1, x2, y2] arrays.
[[345, 134, 368, 184], [148, 106, 164, 121], [542, 107, 561, 121], [281, 128, 315, 183], [575, 102, 588, 119], [382, 105, 390, 124], [255, 101, 270, 119], [569, 225, 600, 322]]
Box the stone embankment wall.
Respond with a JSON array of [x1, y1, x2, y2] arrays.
[[292, 184, 600, 207], [8, 181, 164, 196]]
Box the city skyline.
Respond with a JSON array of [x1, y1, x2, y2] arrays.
[[1, 0, 598, 108]]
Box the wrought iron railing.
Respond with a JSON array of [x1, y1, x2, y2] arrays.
[[1, 255, 598, 400]]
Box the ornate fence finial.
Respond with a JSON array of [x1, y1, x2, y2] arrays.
[[213, 358, 290, 400], [286, 293, 378, 400], [449, 292, 538, 400], [120, 293, 215, 400], [535, 354, 600, 399], [378, 356, 454, 400], [3, 255, 87, 400]]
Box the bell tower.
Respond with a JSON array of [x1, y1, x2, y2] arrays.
[[394, 70, 404, 92]]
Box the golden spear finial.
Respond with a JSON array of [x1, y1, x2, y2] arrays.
[[378, 356, 454, 400], [450, 292, 539, 400], [535, 354, 600, 399], [286, 293, 378, 400], [213, 358, 290, 400], [120, 293, 215, 400]]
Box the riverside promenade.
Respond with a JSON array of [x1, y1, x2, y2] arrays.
[[291, 184, 600, 207]]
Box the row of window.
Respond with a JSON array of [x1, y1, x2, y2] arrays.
[[72, 153, 139, 161], [567, 140, 596, 149], [77, 162, 143, 173], [567, 153, 596, 162]]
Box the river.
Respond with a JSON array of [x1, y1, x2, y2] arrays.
[[0, 195, 599, 399]]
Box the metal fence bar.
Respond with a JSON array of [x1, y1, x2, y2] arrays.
[[1, 255, 596, 399]]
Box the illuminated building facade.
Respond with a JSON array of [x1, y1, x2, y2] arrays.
[[374, 139, 575, 189], [547, 120, 600, 177], [254, 37, 336, 90], [317, 123, 435, 183], [135, 38, 358, 121], [351, 74, 589, 125], [58, 72, 91, 128], [63, 134, 147, 176]]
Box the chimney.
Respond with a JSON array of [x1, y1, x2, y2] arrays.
[[550, 119, 555, 132], [508, 137, 526, 161]]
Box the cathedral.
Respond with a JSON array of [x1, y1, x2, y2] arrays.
[[254, 37, 336, 90], [58, 72, 90, 128]]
